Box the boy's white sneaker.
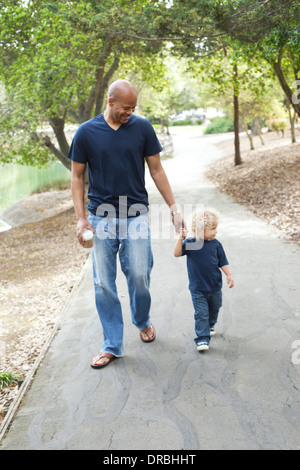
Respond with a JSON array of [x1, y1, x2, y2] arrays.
[[196, 341, 209, 351], [210, 327, 216, 336]]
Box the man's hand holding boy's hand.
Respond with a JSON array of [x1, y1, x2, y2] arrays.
[[179, 227, 188, 240], [174, 226, 188, 257]]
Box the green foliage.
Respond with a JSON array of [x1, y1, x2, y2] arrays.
[[265, 100, 289, 134], [32, 178, 71, 194], [0, 0, 168, 167], [266, 117, 288, 134], [217, 0, 300, 116], [170, 119, 202, 126], [203, 116, 234, 134], [138, 56, 205, 126], [0, 372, 19, 390], [170, 119, 193, 126]]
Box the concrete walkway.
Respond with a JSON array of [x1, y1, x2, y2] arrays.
[[1, 128, 300, 450]]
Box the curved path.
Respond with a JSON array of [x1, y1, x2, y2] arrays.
[[1, 128, 300, 450]]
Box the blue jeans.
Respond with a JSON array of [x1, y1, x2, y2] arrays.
[[191, 290, 222, 344], [88, 213, 153, 357]]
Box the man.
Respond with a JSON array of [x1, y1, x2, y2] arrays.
[[68, 79, 182, 368]]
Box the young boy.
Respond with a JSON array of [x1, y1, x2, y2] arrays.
[[174, 209, 234, 351]]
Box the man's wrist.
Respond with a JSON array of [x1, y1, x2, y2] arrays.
[[170, 209, 181, 216]]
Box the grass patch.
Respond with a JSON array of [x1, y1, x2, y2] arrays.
[[0, 372, 20, 390], [32, 178, 71, 194]]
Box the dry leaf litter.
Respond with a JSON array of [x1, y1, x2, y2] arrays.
[[205, 131, 300, 246]]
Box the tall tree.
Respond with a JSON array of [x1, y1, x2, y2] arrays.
[[156, 0, 300, 162], [0, 0, 165, 168], [210, 0, 300, 116], [148, 0, 300, 115]]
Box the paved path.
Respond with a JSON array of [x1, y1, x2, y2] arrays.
[[1, 128, 300, 450]]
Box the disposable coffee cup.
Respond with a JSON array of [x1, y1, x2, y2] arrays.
[[82, 229, 94, 253]]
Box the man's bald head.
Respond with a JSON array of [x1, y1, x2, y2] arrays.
[[105, 79, 138, 126], [108, 79, 138, 103]]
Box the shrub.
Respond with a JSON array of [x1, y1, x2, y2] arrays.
[[170, 119, 194, 126], [203, 116, 234, 134], [266, 117, 288, 136]]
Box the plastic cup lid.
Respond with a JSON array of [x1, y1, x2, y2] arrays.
[[83, 229, 94, 241]]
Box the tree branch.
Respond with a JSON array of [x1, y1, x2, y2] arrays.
[[128, 32, 226, 42], [82, 40, 113, 122], [95, 52, 120, 115], [272, 56, 300, 117], [40, 134, 71, 170], [49, 116, 70, 156]]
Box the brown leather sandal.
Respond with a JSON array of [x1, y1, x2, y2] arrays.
[[139, 324, 156, 343], [90, 352, 116, 369]]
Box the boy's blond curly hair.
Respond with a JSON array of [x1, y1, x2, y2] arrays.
[[190, 208, 219, 239]]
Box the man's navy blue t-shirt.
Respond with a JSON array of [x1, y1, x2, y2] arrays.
[[182, 238, 229, 293], [67, 114, 163, 216]]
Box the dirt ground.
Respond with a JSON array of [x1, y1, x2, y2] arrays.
[[1, 129, 299, 419]]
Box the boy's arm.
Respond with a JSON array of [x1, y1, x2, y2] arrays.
[[221, 265, 234, 288], [174, 228, 187, 257]]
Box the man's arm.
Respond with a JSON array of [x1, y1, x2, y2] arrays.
[[146, 154, 183, 233], [71, 161, 94, 246]]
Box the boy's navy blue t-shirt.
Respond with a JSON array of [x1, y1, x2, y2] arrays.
[[182, 238, 229, 293], [67, 114, 163, 216]]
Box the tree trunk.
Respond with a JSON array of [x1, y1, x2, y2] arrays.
[[287, 104, 297, 143], [233, 64, 242, 166], [245, 127, 254, 150], [255, 118, 265, 145], [42, 43, 121, 169], [49, 116, 70, 156], [273, 59, 300, 118], [81, 41, 113, 122], [42, 135, 71, 170], [95, 52, 120, 116]]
